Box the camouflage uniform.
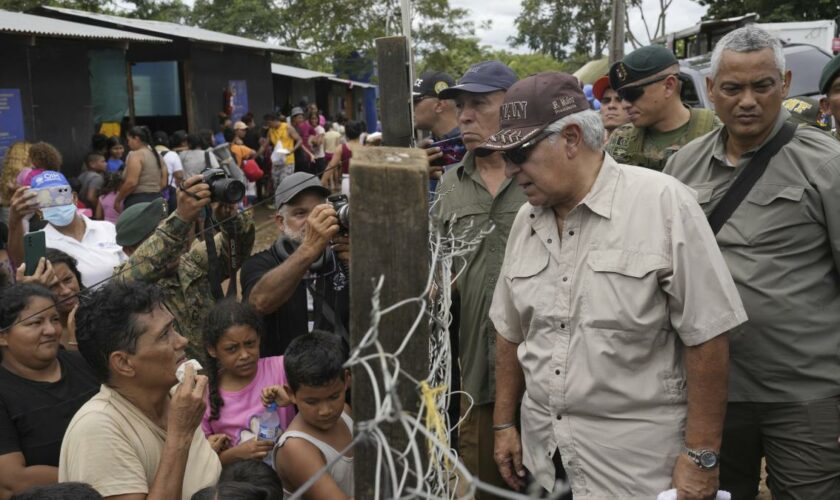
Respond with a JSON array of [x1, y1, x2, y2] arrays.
[[112, 210, 255, 360], [605, 107, 721, 171]]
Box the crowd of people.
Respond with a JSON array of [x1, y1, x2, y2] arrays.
[[0, 22, 839, 500]]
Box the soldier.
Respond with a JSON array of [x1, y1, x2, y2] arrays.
[[605, 45, 720, 170], [819, 53, 840, 141], [112, 175, 255, 360], [591, 74, 630, 141]]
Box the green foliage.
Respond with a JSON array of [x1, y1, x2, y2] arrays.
[[417, 45, 581, 82], [510, 0, 612, 59], [698, 0, 840, 22], [0, 0, 115, 13]]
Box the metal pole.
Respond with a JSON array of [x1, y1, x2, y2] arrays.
[[609, 0, 626, 64]]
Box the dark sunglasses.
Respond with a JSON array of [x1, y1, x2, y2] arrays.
[[502, 132, 552, 165], [617, 74, 677, 103]]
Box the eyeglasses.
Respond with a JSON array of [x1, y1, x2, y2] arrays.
[[616, 74, 677, 103], [502, 132, 551, 165]]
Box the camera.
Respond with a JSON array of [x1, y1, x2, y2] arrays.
[[328, 193, 349, 234], [202, 168, 245, 203]]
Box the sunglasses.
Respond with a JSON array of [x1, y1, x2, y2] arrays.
[[502, 132, 551, 165], [616, 74, 677, 103]]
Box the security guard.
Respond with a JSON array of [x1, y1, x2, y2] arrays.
[[605, 45, 720, 170]]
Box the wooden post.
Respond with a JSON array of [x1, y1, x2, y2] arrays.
[[350, 147, 430, 499], [609, 0, 626, 64], [375, 37, 413, 147]]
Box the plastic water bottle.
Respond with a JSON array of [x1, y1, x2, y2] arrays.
[[257, 403, 281, 466]]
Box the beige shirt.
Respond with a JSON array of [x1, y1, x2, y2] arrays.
[[664, 109, 840, 402], [59, 384, 221, 499], [490, 155, 746, 498]]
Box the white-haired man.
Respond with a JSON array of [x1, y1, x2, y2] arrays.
[[664, 25, 840, 499], [484, 72, 746, 499]]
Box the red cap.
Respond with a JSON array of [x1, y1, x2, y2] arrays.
[[592, 75, 611, 101]]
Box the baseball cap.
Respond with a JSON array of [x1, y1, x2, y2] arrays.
[[783, 96, 830, 131], [592, 75, 612, 101], [476, 72, 590, 154], [290, 107, 304, 117], [609, 45, 678, 91], [115, 198, 167, 247], [413, 71, 456, 99], [819, 53, 840, 95], [31, 170, 70, 190], [438, 61, 518, 99], [274, 172, 330, 208], [233, 121, 248, 130]]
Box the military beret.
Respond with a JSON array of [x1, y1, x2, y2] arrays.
[[819, 53, 840, 95], [116, 198, 167, 247], [609, 45, 678, 90], [783, 96, 830, 131]]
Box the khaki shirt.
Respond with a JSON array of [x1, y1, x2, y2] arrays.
[[664, 109, 840, 402], [59, 385, 221, 499], [490, 155, 745, 497], [435, 151, 527, 405]]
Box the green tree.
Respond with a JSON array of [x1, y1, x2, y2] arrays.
[[511, 0, 611, 59], [0, 0, 115, 13], [124, 0, 191, 22], [698, 0, 840, 22]]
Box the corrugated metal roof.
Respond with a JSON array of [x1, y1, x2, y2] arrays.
[[0, 9, 169, 42], [329, 77, 377, 89], [271, 63, 334, 80], [41, 6, 304, 54]]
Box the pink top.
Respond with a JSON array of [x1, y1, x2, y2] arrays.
[[201, 356, 295, 446], [98, 192, 120, 224]]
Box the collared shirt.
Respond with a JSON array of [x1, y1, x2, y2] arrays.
[[435, 151, 527, 405], [43, 215, 126, 288], [490, 154, 745, 496], [664, 109, 840, 403]]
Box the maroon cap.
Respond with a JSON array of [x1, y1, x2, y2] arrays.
[[592, 75, 611, 101], [476, 72, 590, 154]]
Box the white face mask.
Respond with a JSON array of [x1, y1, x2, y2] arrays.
[[41, 204, 77, 227]]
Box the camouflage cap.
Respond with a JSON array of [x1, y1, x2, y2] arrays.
[[819, 53, 840, 95], [783, 96, 830, 131], [116, 198, 167, 247], [609, 45, 678, 90]]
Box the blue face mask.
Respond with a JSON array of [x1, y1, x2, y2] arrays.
[[42, 204, 77, 227]]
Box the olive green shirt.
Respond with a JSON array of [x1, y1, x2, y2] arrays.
[[664, 109, 840, 402], [434, 151, 527, 405]]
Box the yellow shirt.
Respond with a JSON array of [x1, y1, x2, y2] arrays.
[[268, 123, 295, 165]]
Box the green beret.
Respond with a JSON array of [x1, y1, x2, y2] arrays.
[[819, 53, 840, 95], [116, 198, 167, 247], [609, 45, 678, 90], [784, 96, 830, 131]]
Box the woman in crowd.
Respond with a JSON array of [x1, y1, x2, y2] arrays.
[[15, 143, 62, 189], [307, 112, 326, 176], [113, 126, 167, 210], [1, 142, 31, 225], [201, 299, 294, 465], [322, 120, 363, 195], [0, 283, 98, 498], [105, 137, 124, 173], [43, 249, 83, 349]]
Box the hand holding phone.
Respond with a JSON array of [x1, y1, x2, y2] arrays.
[[23, 231, 46, 277]]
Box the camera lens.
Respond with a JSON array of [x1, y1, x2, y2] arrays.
[[213, 178, 246, 203]]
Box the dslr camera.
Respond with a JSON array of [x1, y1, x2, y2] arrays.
[[328, 193, 349, 235], [201, 168, 245, 204]]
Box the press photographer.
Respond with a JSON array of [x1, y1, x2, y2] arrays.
[[242, 172, 350, 357]]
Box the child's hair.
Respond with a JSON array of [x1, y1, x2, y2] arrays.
[[27, 142, 62, 171], [203, 298, 264, 422], [106, 137, 123, 158], [99, 171, 123, 196], [84, 151, 104, 168], [284, 330, 349, 392], [191, 482, 269, 500], [344, 121, 364, 141], [11, 482, 103, 500], [219, 461, 283, 500]]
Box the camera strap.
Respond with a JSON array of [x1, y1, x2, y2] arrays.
[[204, 206, 238, 301]]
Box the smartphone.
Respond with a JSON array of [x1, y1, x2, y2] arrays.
[[428, 136, 466, 167], [32, 184, 73, 208], [23, 231, 46, 276]]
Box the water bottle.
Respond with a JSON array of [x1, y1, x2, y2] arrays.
[[257, 403, 281, 466]]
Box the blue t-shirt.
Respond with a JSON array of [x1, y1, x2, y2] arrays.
[[106, 158, 124, 172]]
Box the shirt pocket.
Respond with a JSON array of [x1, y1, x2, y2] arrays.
[[505, 247, 551, 332], [741, 184, 811, 246], [582, 249, 670, 332]]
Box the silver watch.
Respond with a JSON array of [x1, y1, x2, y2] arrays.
[[682, 446, 719, 469]]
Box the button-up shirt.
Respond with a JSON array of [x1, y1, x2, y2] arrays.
[[664, 109, 840, 402], [435, 151, 527, 405], [43, 215, 126, 288], [490, 154, 746, 497]]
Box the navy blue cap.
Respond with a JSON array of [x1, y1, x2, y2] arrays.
[[438, 60, 518, 99]]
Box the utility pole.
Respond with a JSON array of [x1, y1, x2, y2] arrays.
[[609, 0, 626, 64]]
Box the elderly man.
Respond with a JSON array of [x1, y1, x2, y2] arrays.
[[241, 172, 349, 356], [111, 175, 255, 361], [606, 45, 719, 170], [820, 53, 840, 140], [664, 26, 840, 499], [592, 74, 630, 141], [433, 60, 524, 497], [485, 72, 746, 499], [60, 280, 221, 499]]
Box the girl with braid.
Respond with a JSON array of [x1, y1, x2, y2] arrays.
[[201, 299, 294, 465]]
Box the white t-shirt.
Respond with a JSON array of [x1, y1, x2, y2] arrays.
[[155, 146, 184, 186], [310, 125, 326, 159], [42, 215, 126, 288]]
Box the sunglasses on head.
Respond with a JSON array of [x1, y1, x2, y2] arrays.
[[502, 132, 552, 165], [617, 73, 677, 103]]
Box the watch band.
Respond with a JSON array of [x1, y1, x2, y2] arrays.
[[681, 446, 719, 469]]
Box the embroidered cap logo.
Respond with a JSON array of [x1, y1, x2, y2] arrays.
[[501, 101, 528, 122]]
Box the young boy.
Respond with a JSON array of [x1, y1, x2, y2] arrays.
[[77, 152, 106, 210], [266, 331, 353, 499]]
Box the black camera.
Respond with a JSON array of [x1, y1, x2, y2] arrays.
[[202, 168, 245, 204], [328, 193, 349, 234]]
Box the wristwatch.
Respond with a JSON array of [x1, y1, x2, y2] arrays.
[[681, 446, 719, 469]]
